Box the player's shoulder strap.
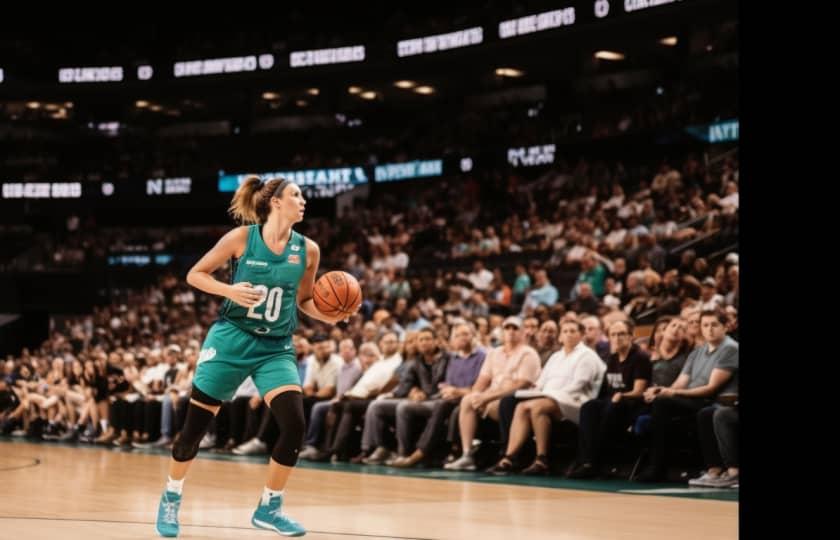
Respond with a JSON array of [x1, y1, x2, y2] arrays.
[[244, 223, 261, 256]]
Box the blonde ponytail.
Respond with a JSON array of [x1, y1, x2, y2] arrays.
[[228, 176, 293, 224], [228, 175, 264, 224]]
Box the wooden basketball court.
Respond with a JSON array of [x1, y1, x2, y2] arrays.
[[1, 441, 737, 539]]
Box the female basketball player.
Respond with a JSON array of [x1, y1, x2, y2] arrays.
[[156, 176, 348, 537]]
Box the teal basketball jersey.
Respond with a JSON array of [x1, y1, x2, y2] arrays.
[[219, 224, 307, 338]]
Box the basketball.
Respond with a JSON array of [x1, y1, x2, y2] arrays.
[[313, 271, 362, 318]]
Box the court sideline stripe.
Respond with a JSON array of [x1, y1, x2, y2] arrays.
[[0, 515, 439, 540]]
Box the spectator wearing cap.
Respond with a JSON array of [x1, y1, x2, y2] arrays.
[[699, 278, 725, 311], [444, 316, 540, 471]]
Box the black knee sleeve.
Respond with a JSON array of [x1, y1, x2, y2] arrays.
[[171, 387, 218, 462], [190, 385, 222, 407], [268, 391, 305, 466]]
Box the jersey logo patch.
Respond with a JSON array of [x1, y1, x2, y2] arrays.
[[288, 254, 300, 264], [290, 244, 301, 251], [198, 347, 216, 363], [245, 260, 269, 267]]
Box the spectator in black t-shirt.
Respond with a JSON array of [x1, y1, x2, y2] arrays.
[[568, 319, 651, 478]]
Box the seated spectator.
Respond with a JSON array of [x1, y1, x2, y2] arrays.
[[649, 317, 692, 388], [360, 328, 445, 464], [699, 277, 725, 311], [581, 316, 611, 362], [444, 317, 540, 471], [485, 319, 605, 475], [534, 320, 559, 367], [389, 323, 486, 467], [569, 283, 601, 317], [520, 270, 559, 313], [637, 310, 738, 482], [298, 339, 361, 458], [571, 251, 608, 299], [568, 320, 651, 478]]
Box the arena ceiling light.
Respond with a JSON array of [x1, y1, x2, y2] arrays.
[[149, 104, 163, 112], [26, 101, 41, 109], [135, 100, 149, 108], [262, 91, 280, 100], [594, 50, 625, 61], [659, 36, 678, 46], [296, 99, 308, 107], [44, 103, 61, 111], [394, 80, 416, 88], [348, 86, 362, 94], [306, 88, 320, 96], [414, 86, 435, 95], [495, 67, 524, 77], [360, 91, 377, 100]]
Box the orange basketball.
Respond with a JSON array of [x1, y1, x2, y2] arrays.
[[313, 271, 362, 318]]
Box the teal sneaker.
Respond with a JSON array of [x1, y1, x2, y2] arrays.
[[251, 494, 306, 536], [155, 490, 181, 537]]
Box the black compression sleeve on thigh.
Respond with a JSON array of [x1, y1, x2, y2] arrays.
[[172, 402, 215, 462], [268, 391, 305, 466], [190, 384, 222, 407]]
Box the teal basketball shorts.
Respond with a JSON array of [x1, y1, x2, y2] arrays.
[[192, 319, 299, 401]]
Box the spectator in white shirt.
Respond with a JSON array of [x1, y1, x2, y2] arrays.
[[485, 320, 605, 476]]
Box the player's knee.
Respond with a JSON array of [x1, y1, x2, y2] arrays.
[[269, 391, 305, 466], [172, 435, 200, 462], [171, 388, 218, 463]]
